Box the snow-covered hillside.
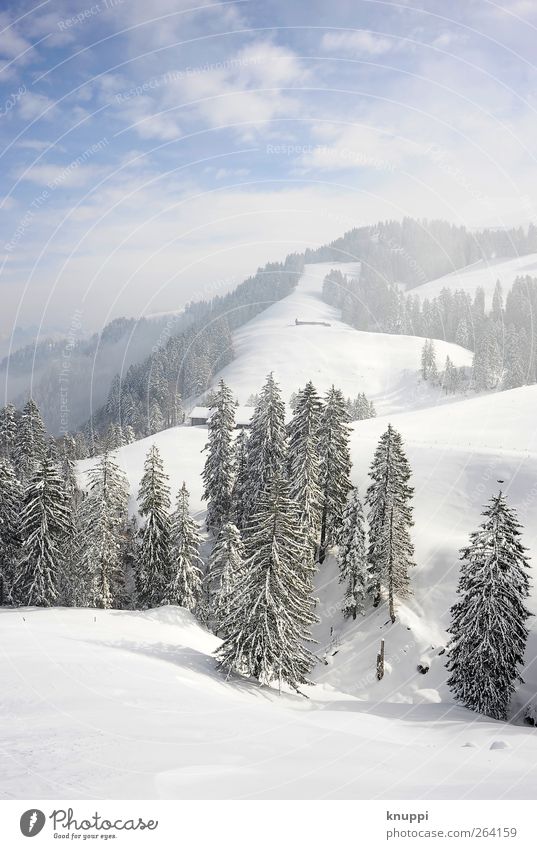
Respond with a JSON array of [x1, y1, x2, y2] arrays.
[[216, 262, 472, 416], [6, 263, 537, 800], [411, 253, 537, 306], [3, 605, 537, 799]]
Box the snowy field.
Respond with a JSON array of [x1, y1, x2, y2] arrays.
[[3, 262, 537, 799], [411, 253, 537, 306]]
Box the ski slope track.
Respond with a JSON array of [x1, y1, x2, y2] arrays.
[[3, 262, 537, 800]]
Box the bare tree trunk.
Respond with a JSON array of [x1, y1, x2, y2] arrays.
[[376, 639, 385, 680]]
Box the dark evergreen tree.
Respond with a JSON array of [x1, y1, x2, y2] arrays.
[[447, 491, 532, 720], [231, 428, 249, 529], [136, 445, 172, 608], [206, 521, 244, 630], [288, 381, 323, 559], [366, 424, 415, 622], [168, 482, 203, 612], [0, 403, 17, 460], [318, 386, 352, 563], [216, 475, 317, 691], [0, 457, 22, 604], [338, 486, 368, 620], [15, 399, 47, 480], [202, 379, 237, 532], [13, 455, 71, 607], [83, 450, 129, 609], [243, 373, 288, 523]]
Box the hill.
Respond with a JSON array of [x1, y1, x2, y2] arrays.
[[411, 253, 537, 307]]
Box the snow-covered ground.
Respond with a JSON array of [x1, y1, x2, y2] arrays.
[[411, 253, 537, 306], [4, 261, 537, 800], [2, 605, 537, 800], [216, 263, 472, 416]]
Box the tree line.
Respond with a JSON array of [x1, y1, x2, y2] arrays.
[[0, 380, 532, 722]]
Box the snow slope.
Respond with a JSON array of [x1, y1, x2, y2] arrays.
[[216, 262, 472, 416], [5, 264, 537, 800], [2, 605, 537, 800], [411, 253, 537, 306]]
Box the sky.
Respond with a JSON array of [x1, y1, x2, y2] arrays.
[[1, 0, 537, 338]]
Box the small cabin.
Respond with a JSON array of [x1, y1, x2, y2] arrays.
[[188, 406, 210, 426], [188, 405, 253, 429]]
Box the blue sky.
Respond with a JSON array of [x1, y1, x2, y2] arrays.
[[1, 0, 537, 336]]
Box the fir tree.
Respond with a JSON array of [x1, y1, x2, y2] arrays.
[[202, 379, 237, 532], [216, 474, 317, 692], [503, 325, 525, 389], [15, 399, 47, 480], [206, 521, 244, 630], [421, 339, 438, 381], [446, 491, 532, 720], [168, 482, 203, 612], [288, 381, 323, 559], [0, 403, 17, 460], [366, 424, 415, 622], [136, 445, 172, 608], [0, 457, 22, 604], [243, 373, 288, 522], [13, 455, 71, 607], [318, 386, 352, 563], [338, 487, 368, 620], [83, 450, 129, 609], [231, 428, 249, 529]]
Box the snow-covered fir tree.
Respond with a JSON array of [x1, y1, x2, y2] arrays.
[[13, 454, 71, 607], [243, 373, 288, 523], [15, 399, 47, 480], [216, 474, 317, 692], [366, 424, 415, 622], [338, 486, 368, 620], [231, 427, 249, 529], [202, 379, 237, 532], [318, 386, 352, 563], [136, 444, 172, 608], [168, 482, 203, 612], [421, 339, 438, 381], [473, 322, 502, 391], [206, 521, 244, 631], [83, 450, 129, 609], [503, 325, 525, 389], [442, 355, 460, 394], [0, 457, 22, 604], [446, 490, 532, 720], [0, 403, 17, 460], [287, 381, 323, 561]]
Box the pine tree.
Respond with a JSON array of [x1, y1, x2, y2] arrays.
[[0, 457, 22, 604], [202, 379, 237, 532], [216, 475, 317, 692], [15, 399, 47, 480], [443, 355, 459, 394], [136, 445, 172, 608], [366, 424, 415, 622], [492, 280, 504, 324], [83, 450, 129, 609], [446, 491, 532, 720], [473, 323, 502, 391], [206, 521, 244, 630], [0, 403, 17, 460], [13, 455, 71, 607], [243, 373, 288, 522], [63, 493, 92, 607], [168, 482, 203, 611], [338, 487, 368, 620], [231, 428, 249, 529], [288, 381, 323, 559], [503, 325, 525, 389], [318, 386, 352, 563], [421, 339, 438, 382]]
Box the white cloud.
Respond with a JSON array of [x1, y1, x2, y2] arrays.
[[321, 30, 393, 56], [17, 92, 55, 121]]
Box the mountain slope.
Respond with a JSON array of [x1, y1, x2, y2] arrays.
[[410, 253, 537, 306], [215, 262, 472, 416]]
